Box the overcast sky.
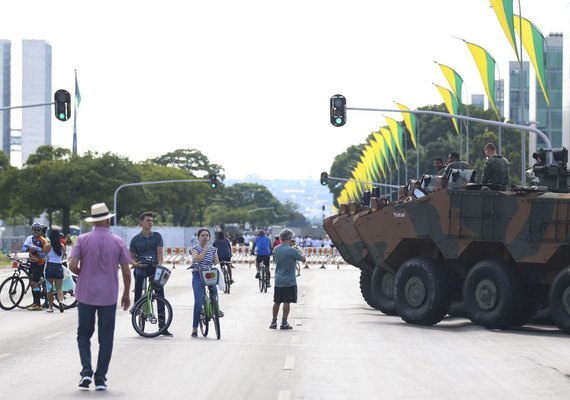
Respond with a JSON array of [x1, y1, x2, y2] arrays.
[[3, 0, 569, 180]]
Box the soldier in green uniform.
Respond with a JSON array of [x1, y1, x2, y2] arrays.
[[481, 142, 509, 189]]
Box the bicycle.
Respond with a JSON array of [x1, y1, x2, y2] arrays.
[[198, 266, 221, 339], [0, 256, 78, 311], [219, 261, 232, 294], [130, 258, 173, 338], [257, 260, 270, 293], [0, 256, 31, 310]]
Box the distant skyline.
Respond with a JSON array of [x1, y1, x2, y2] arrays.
[[1, 0, 569, 180]]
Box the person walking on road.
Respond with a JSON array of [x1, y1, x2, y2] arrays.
[[68, 202, 132, 392], [129, 211, 172, 337], [270, 229, 306, 330]]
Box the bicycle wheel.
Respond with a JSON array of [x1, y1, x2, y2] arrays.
[[212, 293, 221, 340], [15, 276, 31, 309], [262, 267, 267, 293], [259, 266, 266, 293], [199, 300, 209, 337], [53, 275, 78, 310], [131, 294, 173, 338], [0, 276, 25, 310], [223, 267, 231, 294]]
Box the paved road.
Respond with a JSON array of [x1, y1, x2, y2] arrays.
[[0, 263, 569, 399]]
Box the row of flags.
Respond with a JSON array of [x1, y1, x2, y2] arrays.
[[335, 0, 551, 207]]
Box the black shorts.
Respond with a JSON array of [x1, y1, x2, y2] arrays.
[[45, 262, 64, 280], [30, 263, 45, 283], [256, 255, 270, 268], [273, 285, 297, 304]]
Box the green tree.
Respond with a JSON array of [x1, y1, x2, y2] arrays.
[[152, 149, 224, 178]]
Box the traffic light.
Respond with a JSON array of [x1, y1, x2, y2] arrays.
[[209, 174, 218, 189], [54, 89, 71, 121], [330, 94, 346, 127], [320, 172, 329, 186]]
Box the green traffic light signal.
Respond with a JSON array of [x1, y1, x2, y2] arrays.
[[209, 174, 218, 189], [54, 89, 71, 122]]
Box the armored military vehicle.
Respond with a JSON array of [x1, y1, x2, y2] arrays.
[[324, 149, 570, 334]]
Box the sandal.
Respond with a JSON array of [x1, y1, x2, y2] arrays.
[[269, 321, 277, 329], [280, 323, 293, 330]]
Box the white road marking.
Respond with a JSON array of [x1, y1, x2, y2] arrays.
[[278, 390, 291, 400], [0, 353, 11, 360], [282, 356, 295, 370], [290, 335, 300, 344]]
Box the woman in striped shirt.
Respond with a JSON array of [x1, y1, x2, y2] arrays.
[[190, 228, 219, 338]]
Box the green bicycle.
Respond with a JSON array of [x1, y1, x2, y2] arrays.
[[130, 258, 173, 338], [198, 266, 221, 340]]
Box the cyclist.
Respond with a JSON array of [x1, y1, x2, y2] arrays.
[[21, 223, 49, 310], [129, 211, 172, 337], [213, 230, 234, 284], [251, 230, 272, 287], [190, 228, 220, 338]]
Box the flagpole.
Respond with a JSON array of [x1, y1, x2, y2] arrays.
[[518, 0, 526, 186], [73, 69, 78, 155]]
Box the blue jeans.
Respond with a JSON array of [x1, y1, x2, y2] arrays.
[[192, 272, 218, 328], [77, 302, 116, 381]]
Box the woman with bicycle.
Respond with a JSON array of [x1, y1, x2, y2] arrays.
[[44, 229, 65, 313], [190, 228, 220, 338]]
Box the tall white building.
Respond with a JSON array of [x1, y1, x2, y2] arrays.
[[0, 40, 10, 157], [21, 40, 51, 164]]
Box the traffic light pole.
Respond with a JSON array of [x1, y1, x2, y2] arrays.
[[0, 102, 55, 111], [113, 178, 209, 225], [328, 175, 401, 189]]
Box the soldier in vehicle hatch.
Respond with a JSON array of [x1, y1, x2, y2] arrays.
[[481, 142, 509, 189], [443, 151, 471, 177]]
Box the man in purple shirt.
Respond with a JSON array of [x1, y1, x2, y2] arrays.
[[69, 202, 132, 392]]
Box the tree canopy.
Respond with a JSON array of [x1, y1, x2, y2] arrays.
[[0, 146, 307, 232]]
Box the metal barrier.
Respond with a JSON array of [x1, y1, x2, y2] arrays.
[[161, 246, 347, 268]]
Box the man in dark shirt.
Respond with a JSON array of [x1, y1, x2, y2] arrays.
[[129, 211, 172, 337]]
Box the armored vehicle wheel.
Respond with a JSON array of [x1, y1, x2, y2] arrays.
[[549, 269, 570, 334], [371, 267, 397, 315], [394, 257, 450, 326], [359, 269, 381, 310], [463, 259, 523, 329]]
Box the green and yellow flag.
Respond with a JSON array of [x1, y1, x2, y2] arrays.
[[394, 102, 417, 149], [434, 84, 460, 135], [435, 63, 464, 113], [372, 132, 390, 174], [465, 41, 500, 119], [380, 127, 399, 168], [385, 117, 406, 162], [514, 15, 549, 105], [490, 0, 519, 61], [369, 135, 387, 178]]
